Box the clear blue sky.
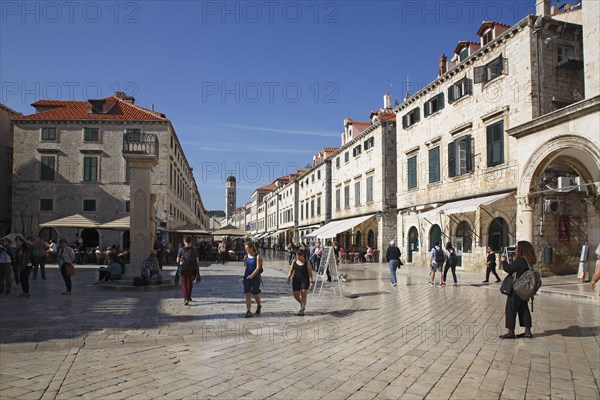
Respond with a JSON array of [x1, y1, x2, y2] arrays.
[[1, 0, 534, 211]]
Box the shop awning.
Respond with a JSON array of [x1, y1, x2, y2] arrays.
[[39, 214, 100, 228], [98, 216, 130, 230], [306, 214, 375, 240], [421, 192, 514, 219], [171, 224, 211, 235], [211, 224, 247, 237]]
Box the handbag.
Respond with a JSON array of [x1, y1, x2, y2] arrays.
[[513, 260, 542, 301], [65, 263, 75, 277], [500, 274, 514, 295]]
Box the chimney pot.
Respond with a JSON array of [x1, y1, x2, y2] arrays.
[[439, 54, 448, 76]]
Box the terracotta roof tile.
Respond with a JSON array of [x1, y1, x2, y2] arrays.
[[322, 147, 337, 152], [14, 96, 167, 121]]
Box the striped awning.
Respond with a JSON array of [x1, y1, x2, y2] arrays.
[[97, 216, 130, 230], [39, 214, 100, 228]]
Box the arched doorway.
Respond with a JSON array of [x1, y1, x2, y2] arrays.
[[367, 229, 375, 248], [488, 218, 509, 252], [38, 227, 58, 242], [81, 228, 99, 248], [429, 225, 442, 250], [455, 221, 473, 267], [408, 227, 419, 262], [355, 231, 362, 247]]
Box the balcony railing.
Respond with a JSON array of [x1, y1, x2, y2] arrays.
[[123, 132, 159, 157]]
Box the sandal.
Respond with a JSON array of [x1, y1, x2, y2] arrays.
[[499, 333, 516, 339], [255, 305, 261, 315], [244, 311, 253, 318]]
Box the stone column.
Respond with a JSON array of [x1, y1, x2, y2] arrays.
[[377, 210, 397, 262], [123, 154, 158, 275], [516, 195, 535, 243]]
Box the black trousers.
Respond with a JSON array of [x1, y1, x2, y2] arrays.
[[443, 263, 457, 284], [19, 266, 32, 294], [485, 265, 501, 282], [505, 292, 532, 330], [60, 264, 72, 293]]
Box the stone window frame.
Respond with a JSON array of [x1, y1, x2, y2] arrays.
[[40, 154, 56, 181], [82, 154, 100, 182], [448, 76, 473, 104], [335, 186, 341, 211], [407, 154, 418, 190], [366, 174, 374, 204], [41, 127, 57, 141], [486, 120, 505, 168], [402, 107, 421, 129], [354, 179, 361, 206], [474, 54, 508, 85], [424, 93, 445, 118], [448, 134, 474, 178], [40, 198, 54, 211], [83, 199, 97, 212], [83, 127, 100, 142], [428, 146, 441, 184]]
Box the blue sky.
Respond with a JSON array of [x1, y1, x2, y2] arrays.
[[1, 0, 534, 210]]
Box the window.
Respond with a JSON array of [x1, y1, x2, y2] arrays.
[[448, 135, 473, 177], [402, 107, 420, 129], [344, 152, 349, 163], [310, 199, 314, 217], [482, 29, 493, 46], [428, 146, 440, 183], [364, 137, 374, 151], [125, 200, 130, 212], [317, 170, 321, 180], [486, 121, 504, 167], [474, 54, 507, 84], [84, 127, 99, 142], [336, 157, 340, 168], [448, 77, 473, 103], [557, 46, 575, 63], [83, 156, 98, 181], [335, 188, 341, 210], [300, 201, 304, 220], [344, 185, 350, 208], [40, 199, 53, 211], [407, 155, 417, 189], [459, 47, 469, 62], [456, 221, 473, 253], [366, 176, 373, 203], [83, 199, 96, 212], [40, 155, 55, 181], [312, 174, 315, 183], [125, 128, 141, 142], [41, 127, 56, 141], [354, 181, 361, 206], [305, 202, 309, 218], [353, 145, 362, 157], [317, 196, 321, 216], [424, 93, 445, 117]]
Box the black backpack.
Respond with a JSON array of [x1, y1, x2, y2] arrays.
[[179, 248, 196, 270], [434, 246, 445, 263], [448, 251, 457, 267]]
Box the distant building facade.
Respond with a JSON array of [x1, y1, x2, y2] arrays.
[[0, 103, 21, 236]]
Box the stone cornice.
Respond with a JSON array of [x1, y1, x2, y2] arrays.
[[12, 119, 168, 125], [507, 96, 600, 139]]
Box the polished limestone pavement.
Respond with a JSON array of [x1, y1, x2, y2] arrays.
[[0, 255, 598, 399]]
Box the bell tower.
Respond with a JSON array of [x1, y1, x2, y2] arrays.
[[225, 176, 236, 220]]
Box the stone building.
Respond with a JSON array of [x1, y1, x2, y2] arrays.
[[393, 1, 598, 273], [0, 103, 21, 236], [11, 92, 208, 250], [225, 175, 236, 221]]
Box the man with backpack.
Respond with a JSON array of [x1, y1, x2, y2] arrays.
[[177, 236, 200, 305], [429, 241, 445, 287]]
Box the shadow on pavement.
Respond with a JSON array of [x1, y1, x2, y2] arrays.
[[533, 325, 600, 338]]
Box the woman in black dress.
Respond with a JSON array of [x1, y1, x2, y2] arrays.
[[499, 240, 536, 339], [287, 249, 313, 316]]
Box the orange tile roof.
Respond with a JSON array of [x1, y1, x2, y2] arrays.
[[256, 182, 276, 192], [322, 147, 337, 152], [349, 119, 371, 126], [476, 21, 511, 36], [14, 96, 167, 121]]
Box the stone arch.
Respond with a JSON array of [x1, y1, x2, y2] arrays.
[[519, 135, 600, 197]]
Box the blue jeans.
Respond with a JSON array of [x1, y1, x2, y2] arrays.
[[142, 268, 162, 284], [389, 259, 399, 285]]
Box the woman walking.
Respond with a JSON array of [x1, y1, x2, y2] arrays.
[[483, 245, 501, 283], [499, 240, 535, 339], [177, 236, 200, 305], [57, 239, 75, 295], [14, 236, 33, 298], [243, 242, 263, 318], [287, 249, 313, 316], [442, 242, 458, 287]]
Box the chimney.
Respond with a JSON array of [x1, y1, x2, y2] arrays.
[[536, 0, 551, 16], [115, 91, 125, 100], [115, 91, 135, 104], [439, 54, 448, 76], [383, 93, 392, 109]]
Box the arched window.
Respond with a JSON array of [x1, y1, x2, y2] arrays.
[[38, 227, 58, 242], [456, 221, 473, 253], [408, 226, 419, 262], [355, 231, 362, 247], [489, 217, 509, 251], [367, 230, 375, 248], [429, 225, 442, 250]]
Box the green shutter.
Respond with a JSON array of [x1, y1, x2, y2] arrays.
[[474, 66, 485, 84], [466, 135, 473, 172], [448, 86, 455, 103], [448, 142, 456, 178], [437, 93, 445, 110], [408, 156, 417, 189], [465, 78, 473, 94], [414, 107, 420, 123], [402, 115, 408, 129], [486, 125, 493, 167], [424, 101, 430, 117], [429, 147, 440, 183]]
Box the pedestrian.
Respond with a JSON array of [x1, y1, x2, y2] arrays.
[[589, 243, 600, 293], [386, 240, 401, 287], [57, 239, 75, 295], [217, 240, 227, 265], [31, 237, 47, 280], [0, 238, 13, 295], [14, 236, 33, 298], [242, 242, 263, 318], [177, 236, 199, 305], [287, 249, 313, 316], [499, 240, 535, 339], [483, 245, 502, 283], [429, 241, 445, 287], [442, 242, 458, 287], [286, 242, 295, 265]]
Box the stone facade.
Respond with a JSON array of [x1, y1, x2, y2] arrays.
[[582, 0, 599, 98], [0, 104, 21, 236]]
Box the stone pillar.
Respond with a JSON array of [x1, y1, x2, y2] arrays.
[[123, 154, 158, 274], [516, 195, 535, 243], [377, 210, 397, 262]]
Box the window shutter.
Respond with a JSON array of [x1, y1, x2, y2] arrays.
[[448, 86, 455, 103], [402, 115, 408, 129], [437, 93, 445, 110], [466, 135, 473, 172], [424, 101, 430, 117], [474, 66, 485, 84], [465, 78, 473, 95], [502, 56, 508, 75], [448, 142, 456, 178], [414, 107, 420, 123], [486, 125, 493, 167]]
